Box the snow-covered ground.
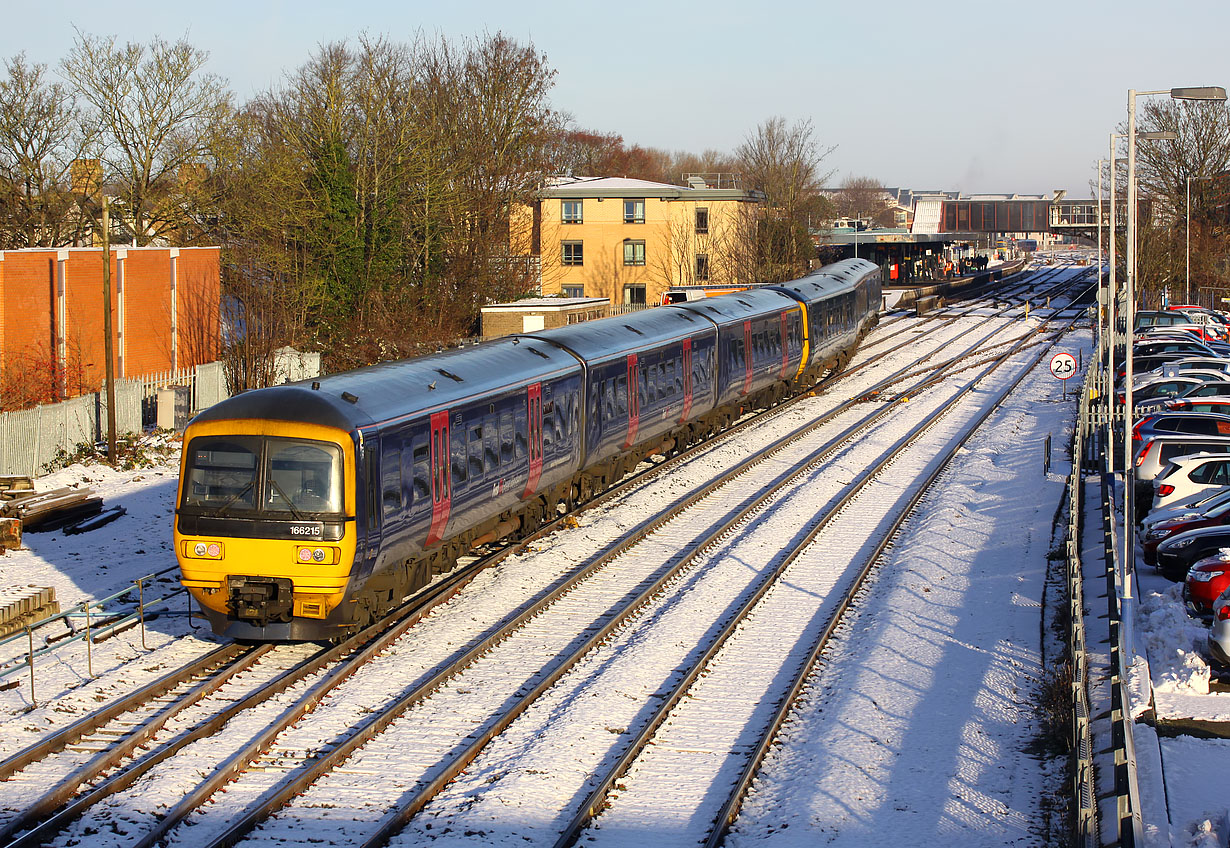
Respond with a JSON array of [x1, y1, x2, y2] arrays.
[[7, 272, 1214, 846]]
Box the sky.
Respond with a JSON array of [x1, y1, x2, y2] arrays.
[[6, 0, 1229, 198]]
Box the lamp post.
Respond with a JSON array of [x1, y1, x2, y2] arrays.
[[1123, 85, 1226, 650]]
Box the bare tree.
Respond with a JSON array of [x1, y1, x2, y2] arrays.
[[61, 31, 232, 246], [833, 175, 894, 226], [0, 54, 86, 247], [736, 117, 834, 280], [1129, 98, 1230, 304]]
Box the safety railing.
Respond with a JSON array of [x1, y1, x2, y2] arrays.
[[0, 566, 191, 706]]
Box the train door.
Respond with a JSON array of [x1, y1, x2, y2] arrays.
[[524, 383, 543, 497], [624, 354, 640, 448], [742, 320, 753, 395], [426, 411, 450, 546], [680, 338, 693, 423]]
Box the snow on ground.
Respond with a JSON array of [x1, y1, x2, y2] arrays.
[[8, 280, 1230, 846]]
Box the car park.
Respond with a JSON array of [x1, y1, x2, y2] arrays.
[[1184, 552, 1230, 617], [1157, 526, 1230, 580]]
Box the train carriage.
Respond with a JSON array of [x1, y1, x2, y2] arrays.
[[671, 288, 807, 413], [523, 305, 718, 493], [176, 338, 583, 640]]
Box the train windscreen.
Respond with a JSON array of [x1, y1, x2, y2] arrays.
[[182, 436, 343, 516]]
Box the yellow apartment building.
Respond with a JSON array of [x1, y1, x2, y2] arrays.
[[515, 175, 765, 307]]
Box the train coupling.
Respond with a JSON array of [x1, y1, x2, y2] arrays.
[[226, 575, 294, 624]]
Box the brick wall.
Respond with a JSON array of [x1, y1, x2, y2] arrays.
[[0, 246, 220, 406]]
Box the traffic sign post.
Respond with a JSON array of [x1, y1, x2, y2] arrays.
[[1050, 352, 1077, 399]]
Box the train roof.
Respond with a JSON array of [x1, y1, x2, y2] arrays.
[[190, 337, 580, 433], [522, 304, 711, 363], [668, 286, 801, 326], [768, 258, 879, 304]]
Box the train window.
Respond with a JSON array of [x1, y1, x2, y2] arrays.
[[500, 412, 514, 463], [638, 368, 647, 410], [615, 375, 627, 416], [469, 426, 484, 478], [412, 440, 430, 500], [182, 437, 259, 511], [543, 403, 556, 451], [646, 365, 657, 403], [451, 428, 468, 486], [381, 446, 401, 515], [265, 440, 343, 515], [659, 362, 670, 398]]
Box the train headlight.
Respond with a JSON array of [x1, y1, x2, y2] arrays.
[[294, 546, 339, 565], [183, 540, 224, 559]]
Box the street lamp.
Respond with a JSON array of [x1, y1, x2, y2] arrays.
[[1123, 85, 1226, 646]]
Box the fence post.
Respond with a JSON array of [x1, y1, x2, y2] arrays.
[[137, 577, 147, 650], [26, 624, 35, 707], [84, 600, 93, 678]]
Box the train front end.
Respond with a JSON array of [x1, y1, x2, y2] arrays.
[[175, 417, 359, 641]]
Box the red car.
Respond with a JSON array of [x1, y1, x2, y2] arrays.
[[1143, 497, 1230, 564], [1184, 552, 1230, 617]]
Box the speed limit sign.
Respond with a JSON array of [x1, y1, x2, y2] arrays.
[[1050, 352, 1077, 381]]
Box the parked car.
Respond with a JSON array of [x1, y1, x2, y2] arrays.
[[1153, 452, 1230, 511], [1207, 587, 1230, 665], [1143, 495, 1230, 564], [1134, 340, 1221, 359], [1120, 376, 1209, 408], [1133, 368, 1229, 389], [1132, 412, 1230, 452], [1143, 486, 1230, 534], [1164, 397, 1230, 415], [1184, 552, 1230, 617], [1133, 437, 1230, 519], [1156, 526, 1230, 581], [1135, 381, 1230, 415]]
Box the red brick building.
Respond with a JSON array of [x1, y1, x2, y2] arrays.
[[0, 247, 220, 406]]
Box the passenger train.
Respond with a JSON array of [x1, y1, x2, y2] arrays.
[[175, 259, 882, 641]]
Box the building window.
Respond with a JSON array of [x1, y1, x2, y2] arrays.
[[562, 200, 582, 224], [695, 254, 710, 281], [562, 241, 583, 266], [695, 207, 709, 234], [623, 284, 646, 305], [623, 240, 645, 266], [562, 284, 585, 298], [623, 199, 645, 224]]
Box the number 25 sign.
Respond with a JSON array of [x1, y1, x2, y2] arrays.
[[1049, 352, 1077, 381]]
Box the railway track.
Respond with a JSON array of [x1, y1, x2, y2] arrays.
[[0, 269, 1093, 847]]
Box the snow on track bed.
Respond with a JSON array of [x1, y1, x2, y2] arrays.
[[381, 330, 1061, 847]]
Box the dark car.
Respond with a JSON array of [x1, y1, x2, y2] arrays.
[[1155, 525, 1230, 581], [1143, 495, 1230, 564], [1134, 340, 1219, 359]]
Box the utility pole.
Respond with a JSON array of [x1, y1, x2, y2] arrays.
[[101, 197, 117, 464]]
